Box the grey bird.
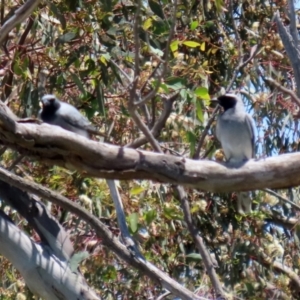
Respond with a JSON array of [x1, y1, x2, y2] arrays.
[[38, 94, 98, 138], [215, 93, 256, 214]]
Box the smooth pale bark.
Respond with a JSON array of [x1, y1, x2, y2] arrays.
[[0, 0, 42, 45], [0, 102, 296, 193], [0, 211, 100, 300], [0, 181, 74, 261], [0, 117, 299, 192]]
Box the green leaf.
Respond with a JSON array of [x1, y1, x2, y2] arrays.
[[170, 40, 179, 53], [128, 213, 139, 233], [100, 0, 113, 12], [194, 87, 210, 100], [130, 186, 146, 196], [196, 97, 204, 123], [49, 2, 66, 29], [215, 0, 224, 13], [102, 266, 118, 281], [165, 77, 186, 90], [187, 131, 196, 157], [70, 73, 86, 96], [186, 253, 202, 260], [69, 251, 89, 272], [13, 63, 23, 76], [190, 21, 198, 30], [96, 82, 106, 117], [183, 41, 201, 48], [144, 210, 157, 225], [149, 0, 165, 19], [56, 32, 76, 44], [163, 206, 183, 220], [143, 18, 153, 30], [159, 83, 169, 93]]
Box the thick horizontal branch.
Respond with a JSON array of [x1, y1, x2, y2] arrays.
[[0, 118, 300, 192]]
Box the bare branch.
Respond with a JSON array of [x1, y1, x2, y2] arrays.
[[176, 186, 226, 299], [226, 44, 259, 93], [288, 0, 299, 48], [128, 108, 162, 151], [0, 181, 74, 261], [110, 59, 132, 84], [127, 93, 177, 148], [0, 0, 41, 45], [0, 210, 99, 299], [264, 188, 300, 210], [250, 243, 300, 291], [274, 11, 300, 97], [0, 121, 297, 192], [131, 0, 141, 95], [193, 106, 219, 159], [265, 77, 300, 107], [229, 0, 242, 68]]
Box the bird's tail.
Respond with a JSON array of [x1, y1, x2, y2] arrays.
[[236, 192, 252, 214]]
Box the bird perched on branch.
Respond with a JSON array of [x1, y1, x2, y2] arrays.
[[215, 93, 256, 214], [38, 94, 100, 138]]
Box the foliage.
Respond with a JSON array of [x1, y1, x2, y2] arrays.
[[0, 0, 300, 299]]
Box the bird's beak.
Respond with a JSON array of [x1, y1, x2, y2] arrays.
[[39, 101, 44, 108]]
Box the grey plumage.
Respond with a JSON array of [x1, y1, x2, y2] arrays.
[[216, 93, 256, 214], [38, 94, 97, 138]]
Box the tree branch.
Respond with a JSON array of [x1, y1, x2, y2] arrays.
[[274, 11, 300, 98], [265, 77, 300, 107], [0, 210, 100, 299], [0, 181, 74, 261], [0, 116, 298, 191], [250, 243, 300, 292], [0, 0, 41, 45]]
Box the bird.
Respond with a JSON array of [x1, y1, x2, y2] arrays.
[[38, 94, 98, 138], [215, 93, 256, 214]]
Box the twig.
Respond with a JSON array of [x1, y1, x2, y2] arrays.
[[265, 77, 300, 107], [127, 93, 177, 148], [274, 11, 300, 98], [250, 242, 300, 290], [140, 62, 162, 96], [110, 59, 132, 84], [8, 154, 24, 171], [176, 185, 226, 299], [156, 291, 171, 300], [229, 0, 242, 71], [264, 188, 300, 210], [140, 103, 151, 126], [131, 0, 141, 94], [193, 106, 219, 159]]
